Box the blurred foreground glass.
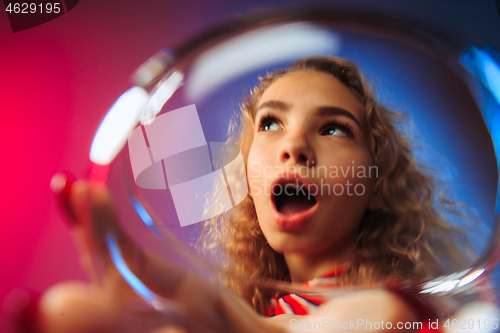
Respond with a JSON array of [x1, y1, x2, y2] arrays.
[[87, 9, 500, 319]]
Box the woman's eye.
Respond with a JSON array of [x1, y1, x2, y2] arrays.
[[322, 127, 347, 137], [258, 117, 282, 132], [321, 122, 353, 137]]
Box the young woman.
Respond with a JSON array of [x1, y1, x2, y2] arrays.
[[39, 56, 470, 333], [201, 56, 468, 316]]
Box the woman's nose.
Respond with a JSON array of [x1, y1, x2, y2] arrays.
[[279, 131, 316, 167]]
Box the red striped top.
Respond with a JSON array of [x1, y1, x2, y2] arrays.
[[266, 265, 443, 332]]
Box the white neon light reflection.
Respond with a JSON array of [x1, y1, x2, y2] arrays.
[[106, 235, 154, 302], [187, 23, 341, 100], [420, 268, 487, 294], [140, 71, 184, 125], [457, 269, 486, 287], [423, 279, 460, 294], [90, 87, 148, 165]]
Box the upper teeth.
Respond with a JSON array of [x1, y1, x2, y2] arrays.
[[284, 182, 300, 189]]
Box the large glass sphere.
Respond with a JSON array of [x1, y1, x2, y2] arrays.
[[89, 9, 500, 312]]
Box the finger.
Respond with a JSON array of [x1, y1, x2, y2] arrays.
[[37, 282, 180, 333], [50, 172, 77, 224], [68, 179, 106, 286], [69, 180, 140, 302], [37, 282, 116, 333], [51, 175, 102, 285]]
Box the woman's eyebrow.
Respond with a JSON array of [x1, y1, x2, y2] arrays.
[[256, 101, 362, 130], [256, 100, 290, 114], [316, 107, 362, 130]]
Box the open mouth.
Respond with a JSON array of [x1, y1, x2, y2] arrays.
[[273, 181, 318, 215]]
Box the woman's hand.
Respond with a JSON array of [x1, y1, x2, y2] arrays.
[[27, 173, 419, 333], [36, 174, 284, 333]]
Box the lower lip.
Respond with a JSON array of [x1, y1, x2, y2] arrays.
[[272, 201, 318, 231]]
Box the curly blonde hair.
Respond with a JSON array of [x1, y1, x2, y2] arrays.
[[200, 56, 473, 314]]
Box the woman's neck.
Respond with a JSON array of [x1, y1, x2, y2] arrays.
[[283, 236, 357, 284]]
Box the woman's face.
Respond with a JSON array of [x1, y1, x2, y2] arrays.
[[247, 70, 378, 257]]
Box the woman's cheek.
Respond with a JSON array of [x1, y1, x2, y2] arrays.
[[320, 159, 375, 199], [248, 177, 262, 197]]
